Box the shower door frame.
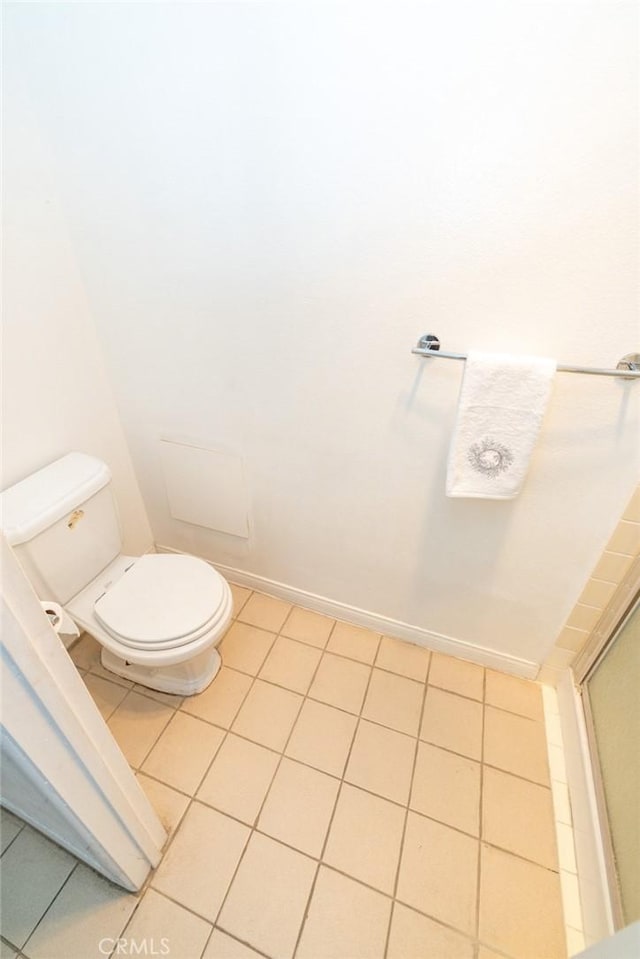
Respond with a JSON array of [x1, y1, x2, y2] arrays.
[[573, 554, 640, 930]]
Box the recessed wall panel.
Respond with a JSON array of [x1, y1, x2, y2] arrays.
[[159, 440, 249, 538]]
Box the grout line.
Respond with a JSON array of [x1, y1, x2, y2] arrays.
[[147, 713, 227, 799], [141, 859, 484, 956], [119, 600, 262, 910], [178, 669, 552, 793], [263, 631, 328, 657], [474, 666, 487, 959], [190, 632, 540, 718], [383, 642, 434, 959], [208, 619, 338, 954], [99, 625, 555, 847], [276, 618, 351, 920], [99, 657, 555, 857], [0, 822, 26, 859], [216, 632, 546, 724], [210, 926, 272, 959], [118, 886, 218, 959], [236, 602, 543, 711], [129, 601, 269, 781], [107, 694, 175, 773], [482, 699, 546, 725], [476, 941, 517, 959], [143, 617, 264, 888], [76, 596, 558, 959], [0, 936, 22, 955], [229, 585, 252, 618], [132, 615, 275, 860], [378, 895, 480, 950], [21, 862, 80, 955], [292, 628, 380, 959], [180, 788, 564, 879]]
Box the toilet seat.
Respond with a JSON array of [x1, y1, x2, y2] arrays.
[[94, 553, 227, 652]]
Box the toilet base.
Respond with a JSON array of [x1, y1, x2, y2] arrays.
[[100, 645, 222, 696]]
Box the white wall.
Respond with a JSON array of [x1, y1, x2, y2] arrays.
[[5, 2, 639, 669], [1, 50, 153, 555]]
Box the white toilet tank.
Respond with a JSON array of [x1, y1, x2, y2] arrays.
[[1, 452, 122, 604]]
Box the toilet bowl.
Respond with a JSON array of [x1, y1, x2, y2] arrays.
[[66, 552, 233, 695], [0, 452, 234, 696]]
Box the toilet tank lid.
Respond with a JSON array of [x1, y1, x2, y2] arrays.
[[1, 452, 112, 546]]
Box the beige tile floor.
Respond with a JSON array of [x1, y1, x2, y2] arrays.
[[0, 585, 567, 959]]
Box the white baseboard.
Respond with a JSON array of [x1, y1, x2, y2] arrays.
[[156, 544, 539, 679]]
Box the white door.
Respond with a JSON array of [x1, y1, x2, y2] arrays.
[[1, 535, 166, 891]]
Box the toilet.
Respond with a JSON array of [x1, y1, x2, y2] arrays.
[[1, 452, 233, 695]]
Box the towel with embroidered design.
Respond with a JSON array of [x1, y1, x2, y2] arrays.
[[446, 351, 556, 499]]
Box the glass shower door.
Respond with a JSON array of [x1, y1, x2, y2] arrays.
[[583, 597, 640, 926]]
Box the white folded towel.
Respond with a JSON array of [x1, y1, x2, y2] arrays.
[[446, 351, 556, 499]]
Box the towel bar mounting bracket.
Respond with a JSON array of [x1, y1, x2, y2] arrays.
[[617, 353, 640, 375], [417, 334, 441, 351]]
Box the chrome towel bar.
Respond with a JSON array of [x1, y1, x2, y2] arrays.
[[412, 334, 640, 379]]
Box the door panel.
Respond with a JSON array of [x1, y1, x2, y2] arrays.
[[585, 599, 640, 925]]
